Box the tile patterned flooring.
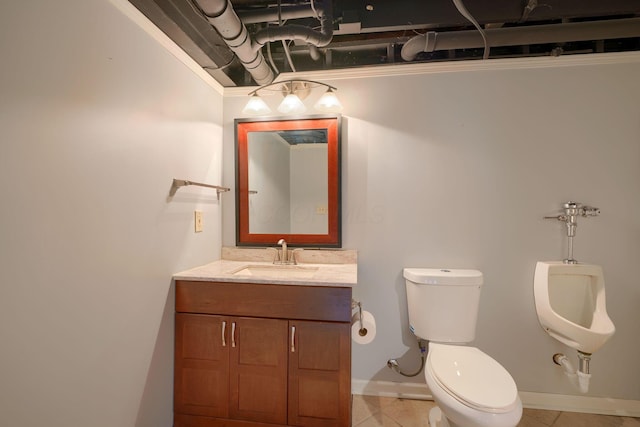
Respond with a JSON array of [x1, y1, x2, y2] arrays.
[[352, 395, 640, 427]]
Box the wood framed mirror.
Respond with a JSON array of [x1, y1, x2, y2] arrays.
[[235, 114, 341, 247]]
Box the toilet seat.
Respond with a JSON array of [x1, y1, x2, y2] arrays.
[[428, 343, 518, 413]]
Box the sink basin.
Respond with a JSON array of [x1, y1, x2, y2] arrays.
[[231, 264, 319, 279]]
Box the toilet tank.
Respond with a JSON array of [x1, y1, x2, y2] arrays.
[[403, 268, 483, 343]]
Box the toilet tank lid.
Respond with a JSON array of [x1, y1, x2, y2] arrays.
[[403, 268, 483, 286]]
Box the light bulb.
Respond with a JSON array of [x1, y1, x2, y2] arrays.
[[242, 94, 271, 116], [314, 88, 343, 113], [277, 94, 306, 114]]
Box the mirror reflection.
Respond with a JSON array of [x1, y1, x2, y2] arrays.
[[235, 115, 341, 247], [248, 129, 328, 234]]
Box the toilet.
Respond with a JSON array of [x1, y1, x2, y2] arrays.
[[404, 268, 522, 427]]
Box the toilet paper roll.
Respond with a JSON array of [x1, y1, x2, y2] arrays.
[[351, 310, 376, 345]]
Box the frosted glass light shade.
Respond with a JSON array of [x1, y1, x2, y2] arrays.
[[277, 94, 306, 114], [314, 89, 343, 113], [242, 95, 271, 115]]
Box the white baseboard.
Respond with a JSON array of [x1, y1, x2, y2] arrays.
[[352, 379, 432, 401], [352, 379, 640, 417], [518, 391, 640, 417]]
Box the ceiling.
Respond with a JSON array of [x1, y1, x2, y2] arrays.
[[129, 0, 640, 88]]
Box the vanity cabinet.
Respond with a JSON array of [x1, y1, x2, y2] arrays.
[[174, 280, 352, 427], [174, 314, 289, 423], [288, 320, 351, 427]]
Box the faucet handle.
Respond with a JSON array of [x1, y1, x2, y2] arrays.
[[266, 247, 279, 262], [291, 248, 304, 265]]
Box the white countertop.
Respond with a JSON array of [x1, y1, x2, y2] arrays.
[[173, 247, 357, 287]]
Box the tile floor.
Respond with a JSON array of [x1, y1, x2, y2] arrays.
[[352, 395, 640, 427]]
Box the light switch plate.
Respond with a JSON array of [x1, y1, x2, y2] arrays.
[[194, 210, 203, 232]]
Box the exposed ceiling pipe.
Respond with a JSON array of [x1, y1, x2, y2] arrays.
[[308, 44, 322, 61], [237, 2, 330, 62], [401, 17, 640, 61], [194, 0, 274, 84], [452, 0, 489, 59], [237, 5, 318, 25], [252, 0, 334, 49], [519, 0, 538, 23], [193, 0, 334, 85]]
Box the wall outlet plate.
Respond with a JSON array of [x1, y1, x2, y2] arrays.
[[194, 210, 203, 232]]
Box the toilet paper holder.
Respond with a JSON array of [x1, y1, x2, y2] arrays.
[[351, 299, 367, 336]]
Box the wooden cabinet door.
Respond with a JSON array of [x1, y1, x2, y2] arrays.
[[288, 321, 351, 427], [175, 313, 230, 418], [229, 317, 289, 424]]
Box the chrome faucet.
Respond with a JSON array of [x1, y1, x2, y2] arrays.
[[277, 239, 290, 264]]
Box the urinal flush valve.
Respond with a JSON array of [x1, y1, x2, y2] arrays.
[[544, 201, 600, 264]]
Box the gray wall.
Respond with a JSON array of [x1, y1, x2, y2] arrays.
[[4, 3, 634, 426], [0, 1, 224, 426], [224, 56, 640, 400]]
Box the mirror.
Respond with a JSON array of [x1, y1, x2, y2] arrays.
[[235, 114, 341, 247]]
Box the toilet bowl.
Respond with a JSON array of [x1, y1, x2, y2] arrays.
[[534, 261, 615, 354], [403, 268, 522, 427], [425, 343, 522, 427]]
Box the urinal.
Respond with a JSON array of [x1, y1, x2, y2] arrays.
[[534, 261, 615, 354]]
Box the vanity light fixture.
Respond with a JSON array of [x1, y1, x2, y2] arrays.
[[242, 94, 271, 116], [278, 92, 307, 114], [314, 87, 343, 113], [241, 79, 343, 116]]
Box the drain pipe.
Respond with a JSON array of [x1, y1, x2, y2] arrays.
[[401, 17, 640, 61], [577, 352, 592, 393], [553, 352, 591, 393]]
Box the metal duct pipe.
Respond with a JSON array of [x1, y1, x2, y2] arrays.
[[253, 0, 333, 48], [195, 0, 274, 84], [401, 17, 640, 61], [239, 3, 330, 61], [194, 0, 334, 84]]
